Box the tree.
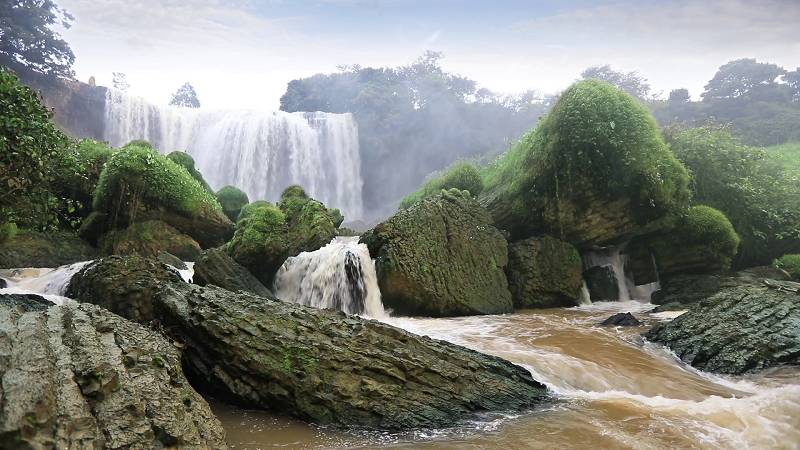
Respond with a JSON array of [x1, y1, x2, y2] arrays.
[[701, 59, 787, 101], [785, 68, 800, 102], [0, 0, 75, 79], [668, 88, 690, 103], [170, 82, 200, 108], [112, 72, 129, 91], [580, 65, 651, 100]]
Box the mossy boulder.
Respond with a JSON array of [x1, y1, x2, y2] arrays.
[[647, 205, 740, 277], [91, 144, 233, 247], [98, 220, 201, 261], [361, 189, 512, 317], [651, 266, 790, 306], [774, 254, 800, 280], [506, 236, 583, 308], [400, 161, 484, 209], [216, 185, 249, 222], [166, 151, 214, 194], [481, 80, 690, 247], [227, 187, 336, 285], [236, 200, 272, 222], [0, 230, 96, 269], [327, 207, 344, 228]]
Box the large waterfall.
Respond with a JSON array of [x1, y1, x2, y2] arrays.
[[273, 237, 385, 318], [104, 90, 364, 219]]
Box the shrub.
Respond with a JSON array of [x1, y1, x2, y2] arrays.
[[399, 161, 483, 209], [0, 222, 18, 243], [774, 254, 800, 280], [216, 185, 250, 222], [680, 205, 740, 258], [237, 200, 273, 222], [167, 151, 214, 193]]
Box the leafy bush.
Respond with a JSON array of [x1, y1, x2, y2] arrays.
[[681, 205, 739, 256], [216, 185, 249, 221], [773, 254, 800, 280], [167, 151, 214, 193], [399, 161, 483, 209], [0, 222, 18, 243], [49, 139, 115, 224]]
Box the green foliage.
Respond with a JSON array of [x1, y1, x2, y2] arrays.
[[167, 151, 213, 193], [237, 200, 272, 222], [49, 139, 115, 225], [0, 222, 18, 243], [216, 185, 249, 222], [123, 139, 153, 149], [93, 144, 222, 226], [664, 125, 800, 267], [773, 254, 800, 280], [169, 82, 200, 108], [327, 208, 344, 228], [581, 65, 651, 100], [281, 185, 308, 200], [227, 203, 288, 267], [765, 142, 800, 178], [681, 205, 740, 256], [399, 161, 484, 209]]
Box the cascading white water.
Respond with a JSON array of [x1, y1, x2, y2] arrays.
[[104, 89, 364, 219], [273, 236, 385, 318], [0, 261, 91, 305], [582, 245, 660, 302]]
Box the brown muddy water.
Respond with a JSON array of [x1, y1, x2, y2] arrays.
[[210, 301, 800, 449]]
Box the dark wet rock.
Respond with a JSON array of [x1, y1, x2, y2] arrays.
[[193, 247, 271, 296], [600, 312, 642, 326], [0, 293, 56, 311], [0, 230, 96, 269], [649, 302, 685, 313], [158, 251, 188, 270], [622, 241, 659, 286], [583, 266, 619, 301], [99, 220, 202, 261], [0, 278, 6, 289], [506, 236, 583, 308], [651, 266, 790, 306], [0, 299, 226, 448], [362, 190, 512, 317], [646, 280, 800, 374]]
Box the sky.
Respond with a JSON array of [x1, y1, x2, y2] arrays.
[[58, 0, 800, 110]]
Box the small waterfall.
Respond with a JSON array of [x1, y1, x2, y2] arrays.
[[582, 246, 659, 302], [273, 237, 385, 318], [578, 281, 592, 305], [104, 89, 364, 219], [0, 261, 91, 305]]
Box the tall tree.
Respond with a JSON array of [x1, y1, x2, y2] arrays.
[[668, 88, 690, 103], [701, 58, 787, 101], [170, 82, 200, 108], [785, 68, 800, 102], [0, 0, 75, 79], [581, 65, 651, 100], [112, 72, 129, 91]]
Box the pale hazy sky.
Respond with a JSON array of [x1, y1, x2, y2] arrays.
[[58, 0, 800, 109]]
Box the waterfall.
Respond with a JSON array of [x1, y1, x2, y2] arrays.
[[582, 246, 659, 302], [0, 261, 91, 305], [273, 237, 385, 318], [103, 89, 364, 219]]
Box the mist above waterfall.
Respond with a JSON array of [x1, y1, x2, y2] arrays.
[[104, 89, 364, 220]]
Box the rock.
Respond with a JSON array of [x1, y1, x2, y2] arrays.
[[158, 251, 187, 270], [646, 280, 800, 374], [0, 298, 226, 448], [649, 301, 685, 313], [622, 240, 659, 285], [600, 312, 641, 326], [216, 185, 249, 222], [583, 266, 619, 301], [227, 187, 337, 285], [0, 278, 6, 289], [0, 293, 56, 310], [651, 267, 789, 306], [0, 230, 96, 269], [361, 190, 513, 317], [506, 236, 583, 308], [193, 247, 271, 296], [156, 283, 548, 429], [98, 220, 202, 261], [66, 256, 182, 323]]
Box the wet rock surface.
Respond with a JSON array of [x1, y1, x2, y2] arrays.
[[583, 266, 619, 301], [506, 236, 583, 309], [600, 312, 641, 326], [193, 247, 271, 296], [0, 298, 226, 449], [0, 230, 96, 269]]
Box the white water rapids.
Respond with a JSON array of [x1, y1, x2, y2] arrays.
[[103, 90, 364, 219]]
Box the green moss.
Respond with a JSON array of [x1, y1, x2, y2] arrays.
[[774, 254, 800, 280], [282, 185, 308, 201], [167, 151, 214, 194], [216, 186, 250, 222], [93, 145, 222, 222], [327, 208, 344, 228], [227, 204, 288, 269], [680, 206, 740, 252], [400, 162, 484, 209], [0, 222, 18, 243], [237, 200, 273, 222], [123, 140, 153, 149]]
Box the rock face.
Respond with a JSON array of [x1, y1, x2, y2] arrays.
[[0, 231, 96, 269], [646, 280, 800, 374], [362, 190, 513, 317], [98, 220, 202, 261], [0, 297, 226, 449], [506, 236, 582, 308], [156, 283, 547, 429], [651, 266, 789, 306], [193, 247, 271, 296], [583, 266, 619, 301], [600, 312, 641, 326]]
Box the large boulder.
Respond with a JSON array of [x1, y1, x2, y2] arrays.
[[90, 144, 233, 247], [651, 266, 789, 306], [193, 247, 271, 296], [215, 185, 249, 222], [98, 220, 201, 261], [361, 189, 512, 316], [227, 187, 337, 285], [0, 296, 226, 448], [480, 79, 690, 247], [583, 265, 619, 301], [506, 236, 582, 308], [646, 279, 800, 374], [66, 256, 548, 429], [0, 230, 96, 269]]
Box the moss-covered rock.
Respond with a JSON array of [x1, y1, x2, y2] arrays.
[[167, 150, 214, 194], [361, 189, 512, 316], [0, 230, 96, 269], [236, 200, 272, 222], [400, 161, 484, 209], [648, 205, 740, 277], [98, 220, 201, 261], [91, 144, 233, 247], [216, 185, 249, 222], [327, 207, 344, 228], [506, 236, 583, 308], [481, 80, 690, 247], [227, 188, 336, 285], [774, 254, 800, 280]]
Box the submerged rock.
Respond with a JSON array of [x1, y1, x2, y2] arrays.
[[0, 298, 226, 448], [98, 219, 202, 261], [362, 189, 512, 317], [646, 280, 800, 374], [0, 230, 96, 269], [506, 236, 583, 308], [600, 312, 641, 326], [193, 247, 271, 296]]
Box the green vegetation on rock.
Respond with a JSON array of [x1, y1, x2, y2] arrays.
[[99, 220, 201, 261], [773, 254, 800, 280], [0, 222, 18, 243], [0, 230, 96, 269], [400, 161, 484, 209], [167, 151, 214, 193], [216, 185, 250, 222]]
